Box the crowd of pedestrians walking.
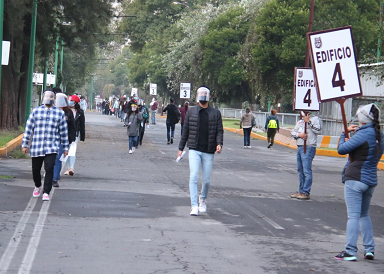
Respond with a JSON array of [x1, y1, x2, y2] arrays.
[[20, 85, 383, 263]]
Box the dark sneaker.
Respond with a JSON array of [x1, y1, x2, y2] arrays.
[[364, 252, 375, 260], [267, 143, 272, 149], [52, 181, 59, 188], [335, 251, 357, 261], [167, 142, 170, 145], [171, 137, 174, 144]]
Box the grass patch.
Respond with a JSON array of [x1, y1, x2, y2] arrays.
[[0, 128, 24, 147], [223, 118, 240, 129], [8, 147, 29, 159], [0, 175, 13, 179]]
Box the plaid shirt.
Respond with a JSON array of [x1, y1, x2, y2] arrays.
[[22, 105, 69, 157]]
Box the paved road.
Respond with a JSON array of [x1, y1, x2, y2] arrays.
[[0, 111, 383, 274]]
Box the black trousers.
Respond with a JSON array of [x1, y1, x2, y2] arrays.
[[32, 154, 56, 195], [267, 128, 277, 146], [139, 124, 145, 145]]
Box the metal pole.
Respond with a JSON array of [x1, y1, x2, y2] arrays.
[[43, 57, 48, 91], [90, 76, 94, 111], [0, 0, 4, 101], [25, 0, 38, 123], [303, 0, 315, 153], [60, 39, 64, 89], [54, 36, 59, 86]]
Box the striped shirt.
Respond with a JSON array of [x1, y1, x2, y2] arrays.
[[22, 105, 69, 157]]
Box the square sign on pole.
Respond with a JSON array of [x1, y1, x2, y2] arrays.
[[180, 83, 191, 99], [131, 88, 138, 97], [293, 67, 320, 111], [149, 83, 157, 96], [307, 26, 362, 102]]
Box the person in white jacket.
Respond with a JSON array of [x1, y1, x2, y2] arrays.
[[290, 112, 322, 200]]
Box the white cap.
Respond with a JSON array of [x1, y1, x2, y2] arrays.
[[55, 93, 68, 107], [196, 87, 210, 102], [42, 90, 55, 105]]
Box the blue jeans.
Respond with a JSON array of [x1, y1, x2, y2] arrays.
[[296, 146, 316, 195], [166, 120, 175, 142], [344, 180, 375, 255], [129, 136, 138, 150], [151, 110, 156, 124], [66, 136, 79, 170], [189, 149, 214, 207], [53, 144, 63, 181], [243, 127, 251, 146]]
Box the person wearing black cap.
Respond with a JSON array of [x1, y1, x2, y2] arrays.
[[163, 98, 180, 145]]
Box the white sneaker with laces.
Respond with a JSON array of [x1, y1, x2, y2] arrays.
[[42, 193, 50, 201], [190, 206, 199, 216], [198, 198, 207, 213]]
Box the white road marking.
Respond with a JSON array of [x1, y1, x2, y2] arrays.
[[158, 150, 166, 155], [227, 148, 234, 151], [18, 189, 54, 274], [239, 201, 285, 230], [0, 197, 38, 274]]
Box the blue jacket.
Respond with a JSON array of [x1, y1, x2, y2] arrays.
[[338, 123, 384, 186], [265, 115, 279, 130]]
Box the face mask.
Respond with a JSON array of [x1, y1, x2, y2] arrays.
[[131, 107, 137, 111], [69, 101, 75, 107]]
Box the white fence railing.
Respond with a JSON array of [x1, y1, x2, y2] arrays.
[[219, 108, 299, 129]]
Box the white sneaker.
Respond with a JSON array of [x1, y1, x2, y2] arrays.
[[190, 206, 199, 216], [42, 193, 50, 201], [247, 146, 251, 148], [129, 150, 132, 154], [243, 146, 247, 149], [198, 198, 207, 213], [132, 147, 135, 152]]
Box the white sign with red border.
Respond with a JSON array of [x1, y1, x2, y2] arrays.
[[307, 26, 362, 102], [293, 67, 320, 111], [180, 83, 191, 99]]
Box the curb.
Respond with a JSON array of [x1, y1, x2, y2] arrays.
[[224, 127, 384, 170], [0, 133, 24, 158]]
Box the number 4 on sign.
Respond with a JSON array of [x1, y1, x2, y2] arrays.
[[332, 63, 345, 91], [303, 89, 312, 107]]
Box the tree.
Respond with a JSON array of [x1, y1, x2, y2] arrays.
[[0, 0, 113, 129]]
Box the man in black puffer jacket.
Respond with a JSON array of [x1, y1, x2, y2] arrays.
[[178, 87, 224, 216], [163, 98, 180, 144]]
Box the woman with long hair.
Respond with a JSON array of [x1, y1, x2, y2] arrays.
[[52, 93, 76, 187], [124, 103, 143, 154], [335, 104, 383, 261], [65, 95, 85, 176]]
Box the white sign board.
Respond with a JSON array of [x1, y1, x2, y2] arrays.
[[180, 83, 191, 99], [149, 83, 157, 96], [2, 41, 10, 65], [131, 88, 138, 97], [293, 68, 320, 111], [33, 73, 56, 85], [308, 26, 362, 102]]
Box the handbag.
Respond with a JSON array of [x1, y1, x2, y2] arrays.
[[251, 117, 256, 127]]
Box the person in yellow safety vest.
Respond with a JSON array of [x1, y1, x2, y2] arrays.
[[264, 109, 279, 150]]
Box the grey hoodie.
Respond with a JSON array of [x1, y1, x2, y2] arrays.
[[291, 115, 322, 147], [125, 112, 143, 137]]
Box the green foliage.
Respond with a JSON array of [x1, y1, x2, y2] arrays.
[[103, 84, 116, 99]]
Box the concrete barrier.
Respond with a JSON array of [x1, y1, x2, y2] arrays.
[[0, 133, 24, 158]]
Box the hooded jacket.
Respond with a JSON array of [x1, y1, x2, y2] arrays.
[[291, 115, 322, 147], [179, 105, 223, 153], [338, 123, 384, 186]]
